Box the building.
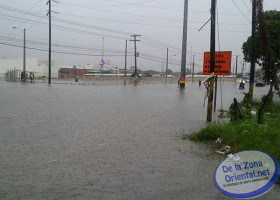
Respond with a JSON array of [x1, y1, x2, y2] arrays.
[[58, 67, 92, 79], [0, 57, 59, 78]]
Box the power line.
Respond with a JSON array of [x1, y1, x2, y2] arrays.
[[0, 13, 130, 39], [0, 28, 135, 54], [240, 0, 251, 13], [59, 0, 155, 8], [0, 4, 133, 36], [0, 41, 131, 57], [0, 4, 251, 36], [230, 0, 251, 23], [58, 1, 249, 24]]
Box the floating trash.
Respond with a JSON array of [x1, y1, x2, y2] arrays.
[[216, 145, 231, 155], [214, 138, 222, 144], [216, 150, 225, 155], [220, 145, 231, 153]]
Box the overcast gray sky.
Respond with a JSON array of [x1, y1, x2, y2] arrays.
[[0, 0, 279, 73]]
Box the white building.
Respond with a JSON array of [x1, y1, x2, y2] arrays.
[[0, 57, 59, 78]]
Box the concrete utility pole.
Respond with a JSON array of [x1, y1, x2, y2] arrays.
[[249, 0, 256, 100], [235, 55, 238, 86], [166, 48, 169, 78], [192, 55, 194, 83], [130, 34, 141, 78], [102, 37, 104, 76], [241, 62, 245, 78], [13, 27, 26, 81], [180, 0, 188, 88], [23, 28, 26, 81], [47, 0, 52, 84], [207, 0, 216, 122]]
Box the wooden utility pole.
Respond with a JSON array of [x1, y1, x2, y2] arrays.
[[249, 0, 256, 100], [207, 0, 216, 122], [180, 0, 188, 88], [214, 75, 218, 112], [130, 34, 141, 77]]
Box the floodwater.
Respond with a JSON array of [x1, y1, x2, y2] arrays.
[[0, 80, 279, 200]]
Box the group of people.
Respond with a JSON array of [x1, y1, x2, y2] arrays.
[[21, 72, 35, 82]]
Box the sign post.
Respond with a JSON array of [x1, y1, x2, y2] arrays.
[[203, 51, 232, 76]]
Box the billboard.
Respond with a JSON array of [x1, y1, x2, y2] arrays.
[[105, 60, 111, 66], [203, 51, 232, 76]]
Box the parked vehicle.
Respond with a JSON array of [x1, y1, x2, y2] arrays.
[[255, 81, 265, 87]]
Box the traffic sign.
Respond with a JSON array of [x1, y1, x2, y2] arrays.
[[203, 51, 232, 76]]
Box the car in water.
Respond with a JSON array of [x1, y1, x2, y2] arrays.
[[241, 76, 249, 82], [255, 81, 265, 87]]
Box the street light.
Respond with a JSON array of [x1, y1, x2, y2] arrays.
[[13, 27, 26, 81]]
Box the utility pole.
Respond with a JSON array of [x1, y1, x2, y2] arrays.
[[190, 47, 192, 76], [241, 62, 245, 78], [102, 37, 104, 59], [130, 34, 141, 78], [23, 28, 26, 81], [47, 0, 59, 84], [13, 27, 26, 81], [249, 0, 256, 100], [207, 0, 216, 122], [166, 48, 169, 78], [235, 55, 238, 86], [48, 0, 51, 84], [214, 75, 218, 112], [125, 40, 127, 77], [192, 55, 194, 83], [180, 0, 188, 88]]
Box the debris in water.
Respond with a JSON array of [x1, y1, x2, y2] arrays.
[[214, 138, 222, 144], [251, 111, 256, 115], [216, 150, 225, 155], [220, 145, 231, 153], [215, 145, 231, 155]]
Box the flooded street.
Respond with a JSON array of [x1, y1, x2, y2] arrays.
[[0, 80, 279, 200]]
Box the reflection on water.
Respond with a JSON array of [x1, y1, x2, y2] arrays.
[[0, 81, 279, 199]]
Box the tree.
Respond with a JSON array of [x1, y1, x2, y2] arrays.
[[242, 10, 280, 79], [243, 3, 279, 123]]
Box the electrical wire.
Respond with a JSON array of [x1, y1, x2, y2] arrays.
[[0, 13, 130, 40], [0, 33, 132, 54], [0, 41, 132, 57], [231, 0, 251, 23], [58, 0, 155, 8], [0, 4, 133, 36], [240, 0, 251, 13]]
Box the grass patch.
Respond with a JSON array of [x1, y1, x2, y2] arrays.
[[186, 93, 280, 168]]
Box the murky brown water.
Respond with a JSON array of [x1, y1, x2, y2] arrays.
[[0, 80, 279, 199]]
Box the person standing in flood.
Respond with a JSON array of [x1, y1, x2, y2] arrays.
[[21, 72, 24, 82], [199, 79, 201, 87]]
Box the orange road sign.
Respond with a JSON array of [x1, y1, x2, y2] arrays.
[[203, 51, 232, 76]]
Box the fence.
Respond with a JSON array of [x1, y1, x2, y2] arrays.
[[5, 69, 21, 82]]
